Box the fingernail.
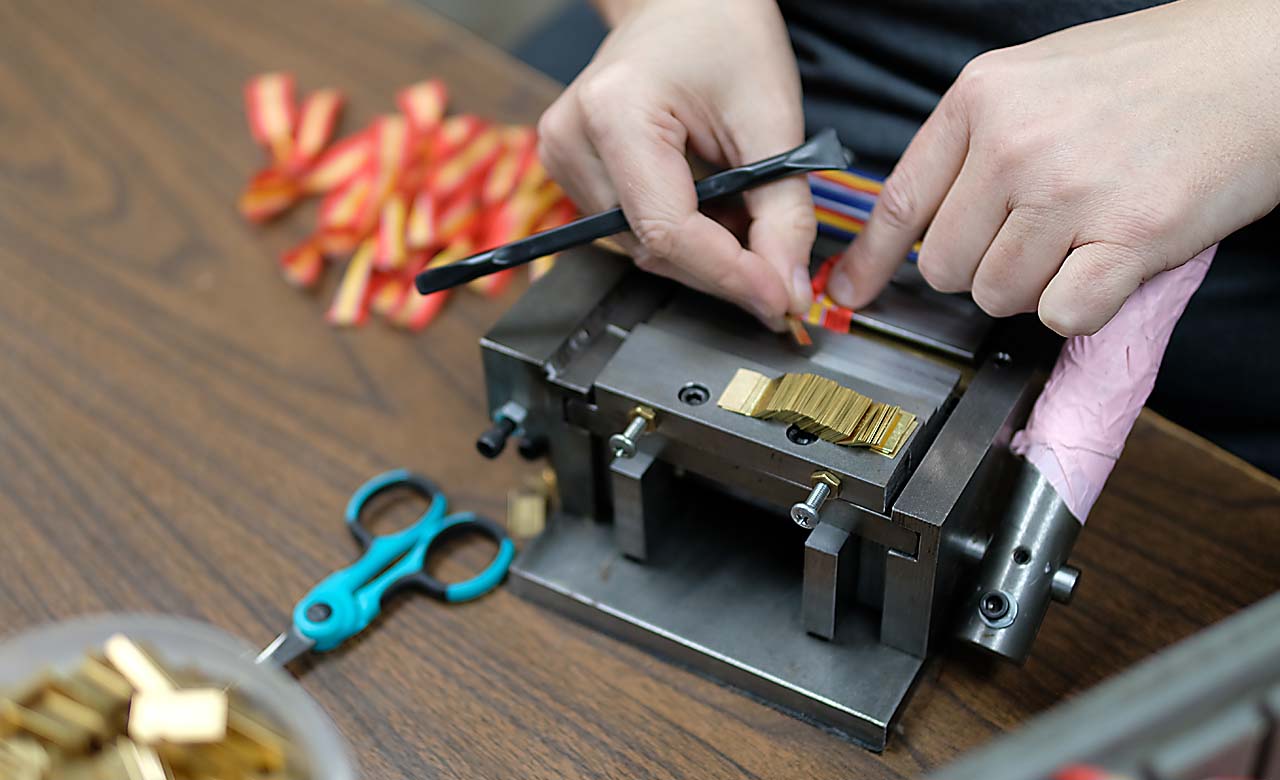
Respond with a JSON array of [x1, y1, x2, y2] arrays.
[[751, 303, 786, 332], [790, 266, 813, 313], [827, 268, 856, 307]]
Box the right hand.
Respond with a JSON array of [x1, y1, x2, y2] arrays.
[[536, 0, 815, 328]]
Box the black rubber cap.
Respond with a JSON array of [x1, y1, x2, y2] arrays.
[[476, 417, 517, 459], [517, 436, 548, 460]]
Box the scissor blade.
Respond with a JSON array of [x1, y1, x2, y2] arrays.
[[256, 626, 315, 667]]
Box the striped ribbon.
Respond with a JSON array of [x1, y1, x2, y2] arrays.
[[808, 168, 920, 261], [802, 166, 920, 335]]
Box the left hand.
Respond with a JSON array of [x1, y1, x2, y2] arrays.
[[825, 0, 1280, 336]]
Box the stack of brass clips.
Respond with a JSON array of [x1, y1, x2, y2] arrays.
[[507, 467, 558, 540], [717, 368, 917, 457], [0, 634, 304, 779]]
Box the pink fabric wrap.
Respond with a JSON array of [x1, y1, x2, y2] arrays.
[[1010, 245, 1217, 523]]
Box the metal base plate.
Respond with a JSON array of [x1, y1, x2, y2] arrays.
[[510, 502, 924, 750]]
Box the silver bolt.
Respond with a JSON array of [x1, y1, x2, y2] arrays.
[[1050, 564, 1081, 604], [790, 482, 831, 528], [609, 406, 655, 459]]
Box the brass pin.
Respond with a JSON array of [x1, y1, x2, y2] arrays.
[[78, 656, 136, 705], [3, 636, 302, 779], [34, 689, 112, 740], [1, 698, 93, 753], [129, 689, 228, 745], [103, 635, 174, 694], [0, 736, 50, 780]]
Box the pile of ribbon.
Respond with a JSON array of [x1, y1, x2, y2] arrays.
[[237, 72, 577, 330]]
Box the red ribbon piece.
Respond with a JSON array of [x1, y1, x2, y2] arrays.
[[245, 72, 297, 168], [482, 127, 537, 206], [398, 80, 448, 137], [289, 88, 344, 173], [240, 74, 347, 223], [279, 240, 325, 289], [304, 130, 372, 194], [326, 239, 377, 326]]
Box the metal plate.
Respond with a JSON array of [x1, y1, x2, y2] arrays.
[[511, 503, 925, 751], [593, 322, 957, 513]]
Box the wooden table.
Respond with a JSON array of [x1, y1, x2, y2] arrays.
[[2, 2, 1277, 777]]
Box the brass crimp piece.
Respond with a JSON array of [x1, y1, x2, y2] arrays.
[[632, 405, 656, 430]]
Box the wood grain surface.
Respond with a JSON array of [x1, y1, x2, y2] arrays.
[[1, 2, 1277, 778]]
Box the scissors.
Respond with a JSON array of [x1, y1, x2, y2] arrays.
[[257, 469, 515, 667]]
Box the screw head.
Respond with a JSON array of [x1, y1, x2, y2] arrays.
[[977, 590, 1017, 628], [979, 592, 1008, 621], [677, 383, 710, 406], [305, 602, 333, 622], [786, 425, 817, 446], [790, 502, 819, 529], [609, 434, 637, 459]]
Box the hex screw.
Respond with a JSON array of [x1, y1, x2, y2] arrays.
[[979, 591, 1010, 622], [609, 406, 656, 459], [790, 470, 841, 529]]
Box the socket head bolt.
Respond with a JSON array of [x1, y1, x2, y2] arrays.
[[609, 406, 656, 459], [790, 470, 841, 529], [977, 589, 1018, 628], [979, 592, 1010, 621]]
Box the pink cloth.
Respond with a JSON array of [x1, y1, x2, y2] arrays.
[[1011, 245, 1217, 522]]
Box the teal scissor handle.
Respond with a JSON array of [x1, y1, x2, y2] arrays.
[[292, 469, 515, 653]]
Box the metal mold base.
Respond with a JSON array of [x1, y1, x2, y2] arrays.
[[510, 506, 924, 750]]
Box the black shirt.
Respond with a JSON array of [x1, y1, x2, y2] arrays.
[[781, 0, 1173, 167]]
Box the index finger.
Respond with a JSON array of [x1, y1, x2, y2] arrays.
[[827, 98, 971, 308]]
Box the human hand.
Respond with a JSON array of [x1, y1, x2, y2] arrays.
[[826, 0, 1280, 336], [536, 0, 815, 328]]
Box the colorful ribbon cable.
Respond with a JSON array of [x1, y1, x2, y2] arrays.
[[808, 168, 920, 262], [802, 166, 926, 335]]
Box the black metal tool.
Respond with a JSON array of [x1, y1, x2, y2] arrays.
[[413, 128, 852, 295]]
